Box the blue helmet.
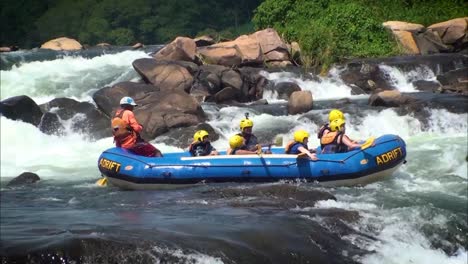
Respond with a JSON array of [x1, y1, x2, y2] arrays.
[[120, 96, 137, 106]]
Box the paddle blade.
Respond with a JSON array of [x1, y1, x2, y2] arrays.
[[96, 177, 107, 187], [361, 137, 375, 150]]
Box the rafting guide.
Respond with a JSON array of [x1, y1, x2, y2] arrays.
[[112, 97, 162, 157]]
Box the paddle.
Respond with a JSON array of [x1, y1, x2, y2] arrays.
[[96, 177, 107, 186], [258, 136, 283, 154], [360, 136, 375, 150]]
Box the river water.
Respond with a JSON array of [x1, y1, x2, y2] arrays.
[[1, 50, 466, 264]]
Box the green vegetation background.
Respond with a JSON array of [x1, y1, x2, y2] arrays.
[[253, 0, 466, 69], [0, 0, 261, 48], [1, 0, 465, 68]]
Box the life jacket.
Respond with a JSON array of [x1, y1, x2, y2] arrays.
[[320, 131, 347, 154], [285, 141, 307, 154], [111, 110, 133, 140], [317, 123, 330, 139], [189, 141, 213, 156]]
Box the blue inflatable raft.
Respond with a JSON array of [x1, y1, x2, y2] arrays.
[[97, 134, 406, 189]]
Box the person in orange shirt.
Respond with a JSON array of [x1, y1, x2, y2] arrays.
[[112, 97, 162, 157]]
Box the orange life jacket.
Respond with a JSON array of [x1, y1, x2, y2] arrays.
[[320, 131, 347, 153], [317, 123, 330, 139], [111, 110, 132, 140]]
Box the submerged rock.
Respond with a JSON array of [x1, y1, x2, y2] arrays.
[[7, 172, 40, 186]]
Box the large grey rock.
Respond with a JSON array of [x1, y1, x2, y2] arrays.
[[0, 95, 43, 126], [153, 37, 196, 62], [132, 59, 194, 92], [288, 91, 313, 115], [368, 90, 418, 107], [41, 98, 110, 139], [272, 82, 302, 100], [38, 112, 65, 135]]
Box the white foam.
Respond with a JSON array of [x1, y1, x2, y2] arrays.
[[151, 246, 224, 264], [0, 50, 150, 103]]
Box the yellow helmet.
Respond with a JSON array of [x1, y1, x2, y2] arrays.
[[329, 109, 344, 123], [193, 130, 209, 142], [240, 118, 254, 131], [229, 134, 244, 149], [330, 118, 345, 132], [294, 130, 309, 143]]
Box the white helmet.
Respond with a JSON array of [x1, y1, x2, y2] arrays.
[[119, 96, 137, 106]]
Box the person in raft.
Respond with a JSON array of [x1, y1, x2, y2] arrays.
[[189, 130, 219, 156], [227, 134, 259, 155], [111, 96, 162, 157], [317, 109, 345, 140], [237, 113, 259, 152], [285, 130, 318, 160], [320, 118, 363, 154]]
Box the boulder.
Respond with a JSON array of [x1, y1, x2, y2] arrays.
[[7, 172, 40, 186], [197, 45, 242, 66], [132, 59, 194, 93], [437, 68, 468, 86], [428, 17, 468, 45], [40, 98, 110, 139], [214, 35, 264, 65], [413, 30, 450, 54], [38, 112, 65, 135], [193, 64, 230, 97], [132, 43, 144, 49], [214, 86, 240, 103], [267, 60, 293, 68], [382, 21, 425, 32], [412, 80, 441, 92], [194, 35, 215, 47], [368, 90, 418, 107], [0, 95, 43, 126], [253, 28, 288, 56], [96, 43, 111, 48], [339, 63, 394, 92], [0, 47, 12, 52], [221, 70, 243, 91], [153, 37, 196, 62], [40, 37, 82, 51], [93, 82, 158, 115], [238, 67, 269, 101], [288, 91, 313, 115], [393, 31, 420, 54], [272, 82, 302, 100]]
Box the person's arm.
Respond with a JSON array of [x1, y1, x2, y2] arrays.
[[125, 111, 143, 133], [209, 145, 219, 155], [236, 149, 258, 155], [298, 146, 318, 160], [341, 135, 361, 150]]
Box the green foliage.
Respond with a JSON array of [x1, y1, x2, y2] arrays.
[[0, 0, 263, 48], [253, 0, 467, 71]]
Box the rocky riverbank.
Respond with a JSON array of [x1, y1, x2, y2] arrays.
[[1, 25, 467, 145]]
